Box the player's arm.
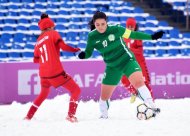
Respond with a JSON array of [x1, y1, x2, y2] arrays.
[[57, 39, 80, 52], [33, 45, 40, 63], [121, 27, 164, 40], [78, 36, 94, 59]]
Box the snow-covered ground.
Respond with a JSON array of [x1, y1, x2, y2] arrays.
[[0, 95, 190, 136]]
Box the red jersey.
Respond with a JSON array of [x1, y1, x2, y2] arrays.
[[124, 38, 145, 62], [34, 30, 79, 78]]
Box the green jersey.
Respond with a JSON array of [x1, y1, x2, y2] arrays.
[[84, 24, 151, 68]]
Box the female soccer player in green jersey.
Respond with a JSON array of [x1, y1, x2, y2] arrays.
[[78, 11, 164, 119]]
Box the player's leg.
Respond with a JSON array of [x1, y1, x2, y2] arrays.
[[100, 67, 122, 119], [121, 75, 137, 103], [61, 76, 81, 122], [124, 59, 157, 109], [25, 78, 51, 120]]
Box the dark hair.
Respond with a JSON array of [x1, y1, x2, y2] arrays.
[[41, 13, 49, 19], [135, 23, 139, 31], [88, 11, 107, 31]]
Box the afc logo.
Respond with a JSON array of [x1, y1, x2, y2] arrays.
[[18, 70, 40, 95]]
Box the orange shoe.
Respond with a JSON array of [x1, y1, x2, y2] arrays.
[[66, 115, 78, 123]]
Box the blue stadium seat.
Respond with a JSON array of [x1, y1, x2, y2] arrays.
[[3, 19, 16, 24], [66, 32, 78, 41], [14, 33, 25, 39], [120, 9, 132, 14], [21, 0, 33, 2], [1, 33, 12, 39], [157, 21, 169, 26], [108, 16, 120, 22], [77, 43, 86, 48], [84, 3, 95, 8], [181, 48, 190, 56], [34, 4, 46, 10], [134, 16, 145, 22], [11, 44, 24, 50], [8, 5, 19, 9], [168, 49, 180, 56], [92, 50, 101, 58], [156, 42, 168, 47], [61, 51, 75, 58], [8, 52, 21, 58], [146, 15, 157, 21], [143, 42, 155, 47], [133, 7, 144, 13], [182, 33, 190, 38], [17, 18, 29, 24], [58, 10, 70, 15], [0, 0, 8, 3], [16, 25, 28, 31], [144, 30, 154, 34], [56, 18, 68, 23], [29, 25, 39, 31], [32, 11, 41, 16], [2, 26, 14, 31], [19, 11, 31, 16], [144, 49, 155, 57], [25, 44, 34, 50], [169, 41, 181, 47], [69, 24, 80, 29], [56, 24, 66, 30], [0, 52, 8, 58], [79, 31, 88, 41], [22, 52, 34, 58], [155, 49, 167, 57], [144, 22, 156, 28], [169, 28, 180, 38], [6, 11, 18, 16], [47, 4, 58, 9], [46, 10, 57, 16]]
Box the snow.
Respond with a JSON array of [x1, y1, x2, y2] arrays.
[[0, 95, 190, 136]]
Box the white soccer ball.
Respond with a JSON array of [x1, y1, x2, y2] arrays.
[[136, 103, 155, 120]]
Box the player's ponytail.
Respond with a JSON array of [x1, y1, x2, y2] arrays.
[[88, 19, 95, 31], [89, 11, 107, 31]]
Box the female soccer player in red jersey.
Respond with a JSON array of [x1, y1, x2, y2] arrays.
[[25, 13, 81, 123], [121, 18, 154, 103]]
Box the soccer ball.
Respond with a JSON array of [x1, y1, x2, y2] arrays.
[[136, 103, 155, 120]]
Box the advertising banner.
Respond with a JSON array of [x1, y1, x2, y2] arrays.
[[0, 58, 190, 104]]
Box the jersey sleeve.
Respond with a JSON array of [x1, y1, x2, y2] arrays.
[[116, 25, 131, 38], [33, 45, 40, 63], [53, 31, 62, 44], [84, 35, 95, 59]]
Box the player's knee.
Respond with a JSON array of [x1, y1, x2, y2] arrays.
[[132, 79, 144, 89]]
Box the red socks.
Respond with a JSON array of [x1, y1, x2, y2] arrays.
[[25, 104, 38, 120]]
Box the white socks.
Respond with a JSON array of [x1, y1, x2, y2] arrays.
[[137, 85, 155, 108], [99, 99, 110, 118]]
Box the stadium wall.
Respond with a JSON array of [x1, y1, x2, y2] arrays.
[[0, 58, 190, 104]]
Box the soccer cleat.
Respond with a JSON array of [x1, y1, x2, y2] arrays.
[[152, 108, 161, 117], [66, 115, 78, 123], [130, 94, 137, 103]]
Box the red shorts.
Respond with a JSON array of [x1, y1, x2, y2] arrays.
[[40, 71, 71, 88]]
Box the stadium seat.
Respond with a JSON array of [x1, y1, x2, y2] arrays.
[[22, 52, 34, 58], [144, 49, 155, 57], [17, 18, 29, 24], [169, 41, 181, 47], [25, 44, 34, 50], [157, 21, 169, 26], [2, 26, 14, 31], [181, 48, 190, 56], [168, 49, 180, 56], [143, 42, 155, 47], [0, 52, 8, 58], [16, 26, 28, 31], [3, 19, 16, 24], [144, 22, 157, 28], [19, 11, 31, 16], [133, 7, 144, 13], [155, 49, 167, 57], [156, 42, 168, 47], [8, 52, 21, 58]]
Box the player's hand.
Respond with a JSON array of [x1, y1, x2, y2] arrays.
[[78, 51, 85, 59], [151, 31, 165, 40]]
